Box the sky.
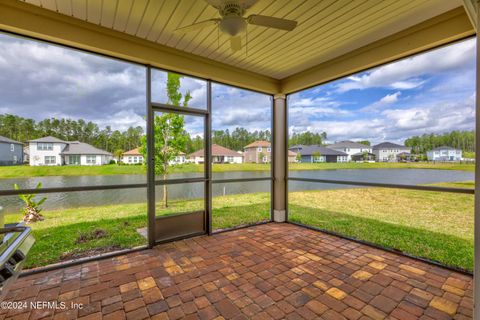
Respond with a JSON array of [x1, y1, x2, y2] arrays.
[[0, 32, 271, 138], [289, 38, 476, 145], [0, 32, 475, 144]]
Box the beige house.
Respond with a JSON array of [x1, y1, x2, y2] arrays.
[[122, 148, 144, 164], [188, 144, 243, 164], [244, 141, 272, 163], [244, 141, 296, 163]]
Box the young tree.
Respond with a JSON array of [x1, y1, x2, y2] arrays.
[[362, 151, 369, 161], [258, 152, 266, 163], [114, 149, 124, 163], [295, 152, 302, 163], [140, 73, 191, 208], [312, 151, 321, 163]]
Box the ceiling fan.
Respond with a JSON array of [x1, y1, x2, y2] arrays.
[[175, 0, 298, 52]]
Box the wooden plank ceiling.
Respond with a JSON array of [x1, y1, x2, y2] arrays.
[[21, 0, 463, 80]]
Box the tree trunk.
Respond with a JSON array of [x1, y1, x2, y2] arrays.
[[163, 173, 168, 208]]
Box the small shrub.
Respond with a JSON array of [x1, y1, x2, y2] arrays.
[[13, 183, 47, 223]]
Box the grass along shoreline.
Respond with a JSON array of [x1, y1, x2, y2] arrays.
[[5, 182, 473, 270], [289, 182, 474, 271], [0, 161, 474, 179], [5, 192, 271, 269]]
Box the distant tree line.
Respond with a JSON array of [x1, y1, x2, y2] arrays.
[[212, 128, 271, 151], [289, 131, 327, 147], [404, 130, 475, 155], [0, 113, 271, 154], [2, 113, 473, 157]]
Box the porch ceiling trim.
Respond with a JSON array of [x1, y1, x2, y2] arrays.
[[280, 7, 475, 94], [0, 0, 280, 94], [0, 1, 475, 95]]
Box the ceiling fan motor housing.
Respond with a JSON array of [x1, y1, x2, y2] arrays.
[[219, 1, 247, 36]]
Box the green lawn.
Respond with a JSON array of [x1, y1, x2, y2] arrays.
[[289, 182, 474, 271], [5, 193, 270, 269], [0, 161, 474, 179], [5, 180, 473, 271]]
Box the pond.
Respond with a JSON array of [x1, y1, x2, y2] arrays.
[[0, 169, 473, 214]]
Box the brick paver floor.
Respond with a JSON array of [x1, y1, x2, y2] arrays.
[[1, 223, 473, 319]]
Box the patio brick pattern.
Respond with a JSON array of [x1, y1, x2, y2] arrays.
[[1, 223, 473, 319]]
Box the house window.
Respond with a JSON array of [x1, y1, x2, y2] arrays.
[[257, 147, 262, 152], [13, 155, 17, 164], [313, 156, 323, 163], [10, 144, 14, 152], [38, 143, 53, 151], [227, 156, 234, 162], [133, 156, 138, 163], [266, 147, 271, 152], [262, 156, 268, 163], [139, 157, 144, 163], [128, 156, 132, 163], [44, 156, 56, 164], [86, 155, 96, 164], [68, 155, 80, 165]]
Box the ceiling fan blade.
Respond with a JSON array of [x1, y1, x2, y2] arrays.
[[175, 19, 219, 33], [247, 15, 297, 31], [230, 36, 242, 52]]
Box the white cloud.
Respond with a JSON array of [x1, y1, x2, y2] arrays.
[[289, 94, 474, 145], [0, 33, 147, 130], [361, 92, 401, 112], [336, 38, 475, 92], [211, 83, 272, 133]]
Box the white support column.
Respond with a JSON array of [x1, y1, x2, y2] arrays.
[[475, 1, 480, 319], [273, 94, 287, 222]]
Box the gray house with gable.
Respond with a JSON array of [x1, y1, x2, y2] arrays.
[[0, 135, 23, 166], [289, 145, 348, 163]]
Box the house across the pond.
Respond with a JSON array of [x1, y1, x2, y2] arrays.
[[427, 146, 462, 161], [289, 145, 348, 163], [188, 144, 243, 164], [0, 135, 23, 166], [243, 140, 296, 163], [28, 136, 112, 166], [244, 140, 271, 163], [328, 141, 372, 161], [372, 142, 411, 162], [122, 148, 144, 164]]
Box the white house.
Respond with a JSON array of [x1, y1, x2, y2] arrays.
[[122, 148, 144, 164], [427, 146, 462, 161], [372, 142, 411, 162], [29, 136, 68, 166], [61, 141, 113, 165], [29, 136, 112, 166], [170, 152, 186, 165], [328, 141, 372, 161], [188, 144, 243, 164], [122, 147, 186, 165]]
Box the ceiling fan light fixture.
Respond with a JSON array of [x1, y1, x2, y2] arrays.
[[219, 16, 247, 36]]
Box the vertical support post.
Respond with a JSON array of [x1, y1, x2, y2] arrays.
[[146, 66, 156, 247], [273, 94, 287, 222], [205, 81, 212, 235], [474, 2, 480, 317]]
